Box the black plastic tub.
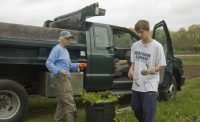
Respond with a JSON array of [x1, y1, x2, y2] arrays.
[[85, 101, 116, 122]]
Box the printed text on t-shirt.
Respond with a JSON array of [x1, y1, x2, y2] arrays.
[[135, 51, 151, 63]]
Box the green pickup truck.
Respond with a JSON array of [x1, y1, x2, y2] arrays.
[[0, 3, 185, 122]]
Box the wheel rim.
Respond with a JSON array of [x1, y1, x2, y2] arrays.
[[168, 82, 176, 99], [0, 90, 20, 120]]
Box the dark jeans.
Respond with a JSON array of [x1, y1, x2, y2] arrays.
[[131, 90, 157, 122]]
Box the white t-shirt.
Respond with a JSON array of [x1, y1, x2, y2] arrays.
[[131, 40, 166, 92]]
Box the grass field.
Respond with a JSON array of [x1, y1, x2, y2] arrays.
[[117, 77, 200, 122], [177, 55, 200, 65], [22, 77, 200, 122], [23, 57, 200, 122]]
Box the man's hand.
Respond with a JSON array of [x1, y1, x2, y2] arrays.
[[79, 63, 87, 70], [60, 70, 68, 76], [128, 69, 133, 79], [141, 63, 155, 75], [128, 65, 139, 87]]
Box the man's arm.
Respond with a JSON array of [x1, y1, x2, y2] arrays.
[[128, 62, 135, 79], [70, 63, 87, 71], [141, 64, 165, 75], [129, 43, 136, 79], [46, 49, 61, 75], [153, 44, 166, 73], [128, 62, 140, 86], [141, 43, 166, 75], [154, 65, 164, 72], [70, 63, 79, 71]]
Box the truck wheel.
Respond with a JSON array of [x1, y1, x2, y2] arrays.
[[0, 79, 29, 122], [159, 76, 177, 101]]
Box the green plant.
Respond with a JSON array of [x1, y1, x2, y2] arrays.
[[80, 90, 121, 104], [80, 89, 123, 122]]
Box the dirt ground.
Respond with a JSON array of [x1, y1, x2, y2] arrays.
[[184, 65, 200, 79]]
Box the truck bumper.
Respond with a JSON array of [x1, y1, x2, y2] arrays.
[[181, 75, 185, 86]]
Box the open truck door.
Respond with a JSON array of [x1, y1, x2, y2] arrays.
[[152, 20, 177, 100]]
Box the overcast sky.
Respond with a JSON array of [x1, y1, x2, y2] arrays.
[[0, 0, 199, 31]]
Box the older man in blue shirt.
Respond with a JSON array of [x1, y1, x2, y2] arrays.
[[46, 31, 86, 122]]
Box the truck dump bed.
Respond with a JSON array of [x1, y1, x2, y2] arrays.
[[0, 22, 87, 64]]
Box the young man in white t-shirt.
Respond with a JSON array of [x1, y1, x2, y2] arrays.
[[128, 20, 166, 122]]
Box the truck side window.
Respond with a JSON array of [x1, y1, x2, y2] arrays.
[[94, 26, 110, 48], [113, 30, 137, 48]]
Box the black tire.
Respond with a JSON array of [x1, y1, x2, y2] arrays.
[[159, 76, 177, 101], [0, 79, 29, 122]]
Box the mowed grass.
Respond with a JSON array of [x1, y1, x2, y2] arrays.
[[23, 77, 200, 122], [177, 55, 200, 65], [117, 77, 200, 122], [22, 97, 85, 122], [182, 59, 200, 65]]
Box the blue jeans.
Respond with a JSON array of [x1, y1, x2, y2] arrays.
[[131, 90, 157, 122]]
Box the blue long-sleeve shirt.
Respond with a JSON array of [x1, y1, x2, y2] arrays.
[[46, 44, 78, 78]]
